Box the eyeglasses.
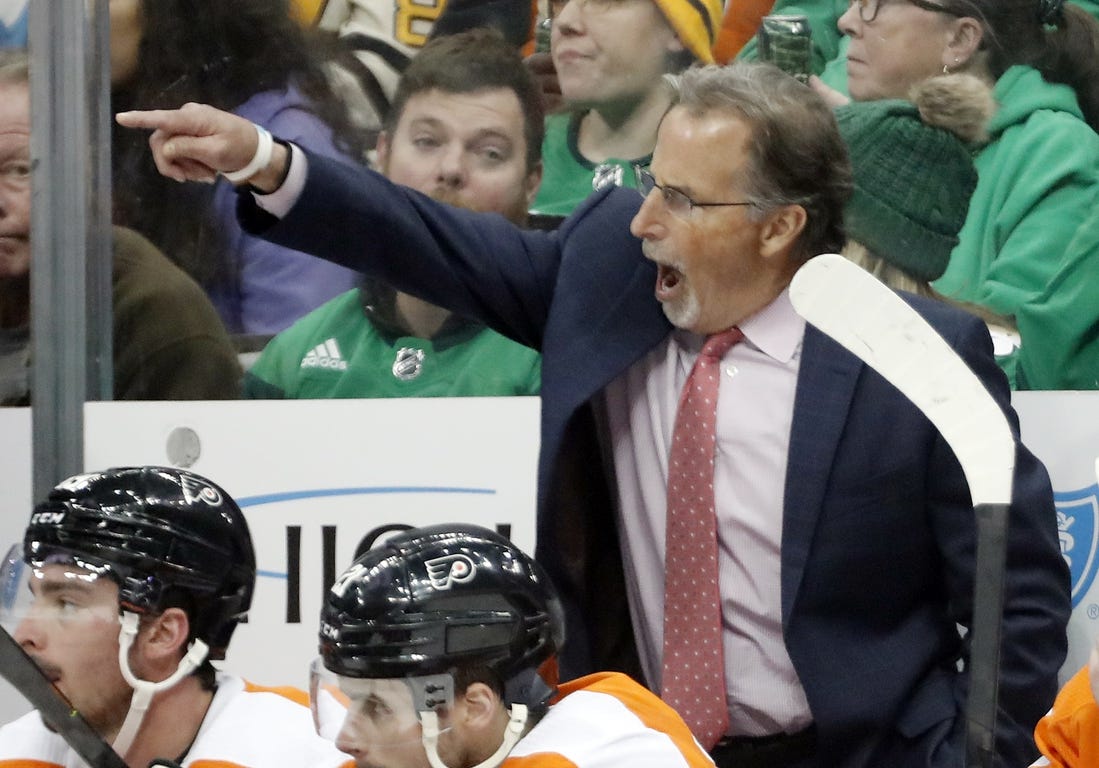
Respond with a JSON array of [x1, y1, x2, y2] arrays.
[[848, 0, 967, 23], [635, 167, 752, 218]]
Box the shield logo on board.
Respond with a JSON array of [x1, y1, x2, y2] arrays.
[[1055, 483, 1099, 607]]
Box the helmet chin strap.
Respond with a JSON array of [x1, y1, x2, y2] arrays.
[[420, 703, 528, 768], [112, 611, 210, 757]]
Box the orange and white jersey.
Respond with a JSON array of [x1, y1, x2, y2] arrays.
[[0, 673, 352, 768], [505, 672, 715, 768], [1032, 665, 1099, 768]]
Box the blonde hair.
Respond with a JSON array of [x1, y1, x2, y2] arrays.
[[841, 240, 937, 298], [841, 240, 1017, 332]]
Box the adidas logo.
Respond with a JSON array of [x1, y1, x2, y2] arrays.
[[300, 339, 348, 371]]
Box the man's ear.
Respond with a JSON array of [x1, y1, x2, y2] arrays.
[[138, 607, 192, 666], [525, 160, 544, 208], [457, 682, 504, 732], [759, 203, 808, 261]]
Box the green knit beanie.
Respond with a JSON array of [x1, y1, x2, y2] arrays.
[[835, 75, 991, 282]]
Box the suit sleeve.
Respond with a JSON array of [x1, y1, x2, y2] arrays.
[[237, 151, 562, 351]]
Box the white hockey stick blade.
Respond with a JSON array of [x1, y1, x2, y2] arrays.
[[789, 254, 1015, 506]]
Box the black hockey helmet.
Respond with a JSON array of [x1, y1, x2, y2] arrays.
[[319, 523, 564, 710], [23, 466, 255, 659]]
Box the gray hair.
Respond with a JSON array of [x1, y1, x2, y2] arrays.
[[670, 62, 851, 262]]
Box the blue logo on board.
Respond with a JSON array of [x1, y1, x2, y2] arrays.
[[1056, 483, 1099, 607]]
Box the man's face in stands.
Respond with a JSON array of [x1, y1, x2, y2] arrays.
[[0, 80, 30, 282], [376, 87, 542, 226], [550, 0, 683, 109]]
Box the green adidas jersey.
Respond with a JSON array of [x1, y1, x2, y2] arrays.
[[530, 112, 649, 217], [243, 289, 541, 399]]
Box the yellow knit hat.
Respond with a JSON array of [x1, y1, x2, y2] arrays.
[[652, 0, 722, 64]]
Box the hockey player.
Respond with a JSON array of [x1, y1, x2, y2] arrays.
[[0, 466, 351, 768], [311, 523, 715, 768]]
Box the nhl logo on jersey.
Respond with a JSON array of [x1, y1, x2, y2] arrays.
[[393, 347, 425, 381], [1055, 483, 1099, 607], [591, 162, 624, 191]]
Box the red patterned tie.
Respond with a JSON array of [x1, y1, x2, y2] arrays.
[[662, 327, 743, 750]]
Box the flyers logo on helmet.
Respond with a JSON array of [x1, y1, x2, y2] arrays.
[[425, 554, 476, 590], [181, 474, 223, 506]]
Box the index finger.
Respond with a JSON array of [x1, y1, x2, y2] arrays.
[[115, 108, 189, 132]]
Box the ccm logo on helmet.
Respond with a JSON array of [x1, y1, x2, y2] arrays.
[[29, 511, 65, 525], [425, 554, 476, 590], [320, 622, 339, 640]]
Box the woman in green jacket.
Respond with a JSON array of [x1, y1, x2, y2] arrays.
[[805, 0, 1099, 390]]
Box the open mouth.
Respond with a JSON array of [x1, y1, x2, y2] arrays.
[[655, 264, 682, 301]]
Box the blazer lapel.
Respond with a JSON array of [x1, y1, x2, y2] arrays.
[[780, 324, 862, 623]]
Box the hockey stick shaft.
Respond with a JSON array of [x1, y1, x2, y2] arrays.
[[966, 502, 1009, 768], [0, 625, 128, 768]]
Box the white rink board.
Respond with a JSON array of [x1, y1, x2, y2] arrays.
[[1, 392, 1099, 724], [1014, 392, 1099, 678], [83, 397, 540, 690]]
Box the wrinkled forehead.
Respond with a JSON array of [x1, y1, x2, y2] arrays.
[[0, 81, 30, 135], [652, 107, 753, 188], [397, 88, 526, 137], [656, 105, 752, 153]]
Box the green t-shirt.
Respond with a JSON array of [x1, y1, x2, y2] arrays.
[[530, 112, 649, 217], [244, 289, 542, 399]]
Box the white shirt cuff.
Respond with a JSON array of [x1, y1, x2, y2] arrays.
[[253, 142, 308, 218]]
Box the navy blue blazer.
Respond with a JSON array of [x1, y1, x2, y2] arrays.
[[241, 153, 1070, 767]]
